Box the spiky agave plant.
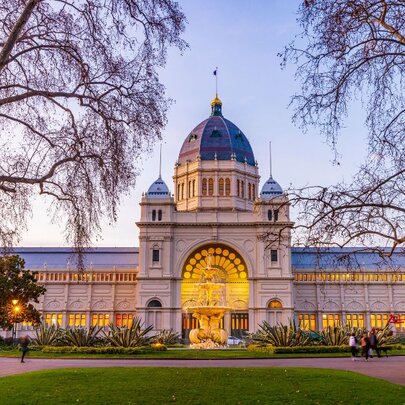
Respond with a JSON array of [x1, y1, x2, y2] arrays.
[[31, 323, 61, 346], [58, 325, 102, 347], [153, 329, 181, 345], [253, 319, 313, 347], [376, 324, 398, 346], [104, 317, 154, 347]]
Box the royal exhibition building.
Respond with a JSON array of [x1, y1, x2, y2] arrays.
[[4, 96, 405, 340]]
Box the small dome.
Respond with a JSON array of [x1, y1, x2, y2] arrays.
[[260, 176, 283, 199], [146, 176, 170, 198]]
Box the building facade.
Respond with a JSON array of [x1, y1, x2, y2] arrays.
[[4, 97, 405, 338]]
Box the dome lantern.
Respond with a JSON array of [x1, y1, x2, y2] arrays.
[[211, 95, 223, 116]]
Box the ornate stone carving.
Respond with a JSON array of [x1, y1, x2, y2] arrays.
[[370, 301, 388, 311], [322, 300, 339, 311], [46, 300, 61, 310], [346, 301, 364, 311], [116, 300, 130, 310], [394, 301, 405, 311], [176, 240, 186, 252], [300, 300, 316, 311], [243, 240, 254, 253], [93, 300, 106, 310], [70, 300, 84, 310]]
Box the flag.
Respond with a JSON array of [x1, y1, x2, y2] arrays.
[[213, 69, 217, 76]]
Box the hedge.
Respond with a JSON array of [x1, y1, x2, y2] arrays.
[[41, 345, 167, 354], [247, 344, 404, 354]]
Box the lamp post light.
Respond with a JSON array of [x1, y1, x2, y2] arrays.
[[11, 299, 20, 345]]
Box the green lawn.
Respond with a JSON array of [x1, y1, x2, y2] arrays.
[[0, 367, 403, 404], [1, 347, 405, 359]]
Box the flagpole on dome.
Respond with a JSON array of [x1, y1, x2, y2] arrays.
[[213, 67, 218, 97]]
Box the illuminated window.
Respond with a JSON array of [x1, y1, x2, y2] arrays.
[[45, 313, 63, 327], [346, 314, 364, 328], [298, 314, 316, 330], [208, 178, 214, 196], [370, 314, 389, 329], [268, 299, 282, 309], [115, 313, 133, 327], [92, 313, 110, 327], [322, 314, 340, 329], [69, 313, 86, 327], [219, 178, 224, 196], [225, 178, 231, 196], [202, 178, 207, 196]]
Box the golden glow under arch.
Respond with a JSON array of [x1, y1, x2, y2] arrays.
[[182, 244, 248, 281]]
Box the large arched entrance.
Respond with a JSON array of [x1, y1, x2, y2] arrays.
[[181, 244, 249, 340]]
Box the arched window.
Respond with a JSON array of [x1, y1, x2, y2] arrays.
[[248, 183, 252, 200], [237, 179, 240, 197], [218, 178, 224, 196], [152, 210, 156, 221], [147, 299, 162, 330], [158, 209, 162, 221], [208, 178, 214, 196], [202, 178, 207, 196], [225, 178, 231, 196], [177, 184, 181, 200], [193, 179, 196, 197], [252, 184, 256, 199], [147, 299, 162, 308], [181, 183, 185, 200], [188, 181, 192, 198], [268, 299, 283, 309], [241, 181, 245, 198]]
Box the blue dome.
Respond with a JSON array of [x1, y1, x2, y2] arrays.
[[146, 176, 170, 198], [178, 98, 255, 166], [260, 176, 283, 199]]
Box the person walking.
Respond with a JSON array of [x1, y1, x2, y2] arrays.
[[349, 333, 358, 360], [360, 332, 371, 361], [20, 335, 30, 363], [369, 329, 381, 358]]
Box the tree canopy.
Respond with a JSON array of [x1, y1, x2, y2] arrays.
[[283, 0, 405, 255], [0, 255, 46, 329], [0, 0, 186, 267]]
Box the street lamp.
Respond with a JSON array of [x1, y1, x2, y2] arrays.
[[11, 299, 20, 345]]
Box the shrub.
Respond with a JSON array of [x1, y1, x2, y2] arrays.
[[153, 329, 181, 345], [41, 345, 167, 354], [58, 325, 102, 347], [252, 319, 313, 347], [31, 323, 61, 346], [103, 317, 154, 347]]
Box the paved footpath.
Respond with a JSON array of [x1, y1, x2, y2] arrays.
[[0, 356, 404, 385]]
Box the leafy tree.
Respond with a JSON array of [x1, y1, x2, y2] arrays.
[[0, 255, 46, 329], [0, 1, 186, 267], [283, 0, 405, 255]]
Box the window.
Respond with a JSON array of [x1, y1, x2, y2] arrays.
[[225, 178, 231, 196], [237, 179, 240, 197], [271, 249, 278, 262], [92, 313, 110, 327], [322, 314, 340, 329], [346, 314, 364, 328], [208, 178, 214, 196], [252, 184, 256, 199], [267, 210, 272, 221], [274, 209, 279, 221], [248, 183, 252, 200], [370, 314, 389, 329], [158, 209, 162, 221], [177, 184, 181, 200], [219, 178, 224, 196], [298, 314, 316, 330], [181, 183, 184, 200], [45, 313, 63, 327], [147, 299, 162, 308], [241, 181, 245, 198], [202, 178, 207, 196], [268, 299, 282, 309], [188, 181, 192, 198], [152, 249, 160, 263], [69, 313, 86, 327], [152, 210, 156, 221], [115, 313, 133, 327], [147, 300, 162, 329], [193, 179, 196, 197]]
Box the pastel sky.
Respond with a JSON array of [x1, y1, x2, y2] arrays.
[[19, 0, 368, 247]]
